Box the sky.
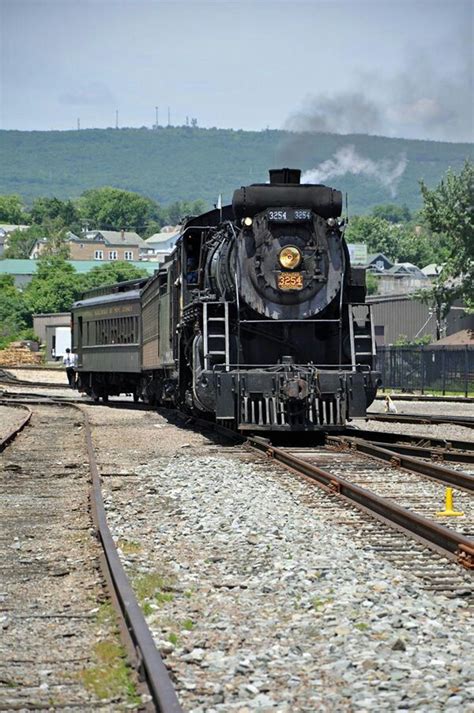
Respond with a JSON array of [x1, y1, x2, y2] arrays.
[[0, 0, 472, 142]]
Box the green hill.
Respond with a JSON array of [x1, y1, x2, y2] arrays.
[[1, 127, 471, 214]]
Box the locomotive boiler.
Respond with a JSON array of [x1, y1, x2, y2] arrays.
[[72, 168, 380, 430]]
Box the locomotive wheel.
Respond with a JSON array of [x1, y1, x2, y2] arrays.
[[102, 393, 109, 403]]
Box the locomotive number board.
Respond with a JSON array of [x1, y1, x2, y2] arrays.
[[267, 208, 312, 222], [277, 272, 304, 290]]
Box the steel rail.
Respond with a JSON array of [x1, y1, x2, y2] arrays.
[[1, 395, 182, 712], [248, 435, 474, 570], [80, 405, 183, 713], [340, 438, 474, 464], [0, 403, 32, 451], [368, 413, 474, 428], [342, 427, 474, 453], [375, 394, 474, 404], [328, 436, 474, 490]]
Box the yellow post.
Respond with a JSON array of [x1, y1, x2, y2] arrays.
[[436, 487, 464, 517]]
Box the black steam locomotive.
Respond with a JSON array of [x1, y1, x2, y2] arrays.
[[72, 168, 380, 430]]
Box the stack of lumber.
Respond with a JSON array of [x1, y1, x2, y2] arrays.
[[0, 342, 43, 366]]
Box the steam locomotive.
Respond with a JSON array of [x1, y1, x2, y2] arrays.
[[71, 168, 380, 430]]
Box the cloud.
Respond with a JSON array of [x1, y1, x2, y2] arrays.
[[59, 81, 115, 106], [301, 146, 408, 197]]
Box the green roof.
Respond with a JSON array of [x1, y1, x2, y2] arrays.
[[0, 259, 158, 275]]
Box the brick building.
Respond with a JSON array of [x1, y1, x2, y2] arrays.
[[30, 230, 147, 261]]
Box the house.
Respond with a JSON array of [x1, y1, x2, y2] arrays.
[[421, 263, 444, 278], [66, 230, 147, 261], [29, 237, 49, 259], [0, 224, 30, 257], [141, 226, 180, 262], [364, 253, 393, 273], [377, 262, 428, 295], [30, 230, 147, 261]]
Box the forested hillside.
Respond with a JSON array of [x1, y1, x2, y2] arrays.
[[1, 127, 471, 214]]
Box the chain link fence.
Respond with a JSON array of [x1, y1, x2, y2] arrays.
[[377, 346, 474, 397]]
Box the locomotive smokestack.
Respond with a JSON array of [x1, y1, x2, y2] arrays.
[[269, 168, 301, 185]]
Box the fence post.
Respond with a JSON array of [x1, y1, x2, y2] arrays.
[[442, 348, 446, 396], [465, 346, 469, 398], [420, 347, 424, 395]]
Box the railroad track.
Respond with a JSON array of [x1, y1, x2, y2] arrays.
[[342, 427, 474, 463], [368, 412, 474, 429], [248, 436, 474, 590], [0, 397, 182, 712]]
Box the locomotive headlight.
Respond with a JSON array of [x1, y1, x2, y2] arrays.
[[242, 216, 253, 227], [278, 245, 301, 269]]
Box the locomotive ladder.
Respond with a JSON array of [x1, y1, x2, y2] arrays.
[[348, 303, 376, 370], [203, 302, 230, 372]]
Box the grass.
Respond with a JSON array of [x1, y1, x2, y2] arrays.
[[312, 597, 334, 611], [181, 618, 194, 631], [116, 539, 142, 555], [354, 622, 369, 631], [134, 572, 172, 601], [134, 571, 176, 616], [79, 604, 140, 704], [80, 641, 140, 703]]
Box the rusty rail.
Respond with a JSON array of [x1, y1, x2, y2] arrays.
[[342, 427, 474, 454], [328, 436, 474, 491], [1, 396, 182, 712], [81, 406, 183, 712], [0, 403, 32, 451], [248, 435, 474, 570], [368, 413, 474, 429]]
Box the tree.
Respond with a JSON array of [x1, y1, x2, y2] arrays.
[[420, 161, 474, 308], [0, 274, 30, 348], [24, 256, 82, 315], [4, 224, 45, 259], [416, 276, 454, 341], [366, 271, 379, 295], [0, 195, 26, 224], [371, 204, 411, 223], [38, 220, 71, 259], [344, 216, 400, 261], [79, 187, 159, 232], [395, 224, 443, 267], [30, 196, 81, 233], [81, 261, 149, 290], [165, 199, 207, 225]]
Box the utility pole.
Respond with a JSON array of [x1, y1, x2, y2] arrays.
[[115, 109, 119, 129], [77, 118, 80, 130], [155, 106, 159, 128], [167, 106, 170, 126]]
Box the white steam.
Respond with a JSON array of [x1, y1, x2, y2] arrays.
[[301, 145, 408, 197]]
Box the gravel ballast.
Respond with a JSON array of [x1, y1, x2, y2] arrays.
[[102, 445, 473, 712]]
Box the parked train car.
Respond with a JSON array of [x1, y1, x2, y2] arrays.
[[72, 168, 380, 429], [72, 278, 148, 401]]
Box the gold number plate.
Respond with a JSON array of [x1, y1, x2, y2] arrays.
[[277, 272, 303, 291]]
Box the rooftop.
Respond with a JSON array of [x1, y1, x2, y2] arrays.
[[0, 259, 157, 275]]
